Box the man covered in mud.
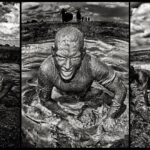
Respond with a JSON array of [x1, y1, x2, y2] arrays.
[[37, 26, 127, 130]]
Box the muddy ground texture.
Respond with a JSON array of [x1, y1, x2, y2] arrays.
[[130, 60, 150, 148], [130, 82, 150, 148], [0, 64, 20, 148]]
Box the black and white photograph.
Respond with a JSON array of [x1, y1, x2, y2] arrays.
[[130, 2, 150, 148], [21, 2, 129, 148], [0, 2, 20, 148]]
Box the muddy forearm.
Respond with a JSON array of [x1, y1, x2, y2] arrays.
[[37, 85, 69, 119], [106, 76, 127, 118]]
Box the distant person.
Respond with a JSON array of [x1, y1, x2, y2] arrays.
[[81, 17, 84, 22], [76, 8, 82, 22], [85, 17, 88, 22], [61, 8, 73, 23]]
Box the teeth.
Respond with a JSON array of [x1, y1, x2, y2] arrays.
[[61, 70, 73, 80], [61, 71, 72, 77]]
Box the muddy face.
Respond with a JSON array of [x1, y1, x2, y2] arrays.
[[54, 46, 82, 81], [54, 27, 84, 81]]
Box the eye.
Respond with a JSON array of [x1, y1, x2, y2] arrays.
[[56, 56, 66, 61], [71, 57, 81, 61]]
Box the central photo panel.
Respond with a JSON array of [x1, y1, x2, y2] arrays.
[[21, 2, 129, 148]]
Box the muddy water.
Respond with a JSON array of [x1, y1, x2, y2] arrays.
[[22, 39, 129, 148]]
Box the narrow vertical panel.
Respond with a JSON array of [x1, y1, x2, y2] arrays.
[[0, 2, 20, 148], [130, 2, 150, 148]]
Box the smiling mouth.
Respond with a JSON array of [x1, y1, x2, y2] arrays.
[[61, 69, 74, 79]]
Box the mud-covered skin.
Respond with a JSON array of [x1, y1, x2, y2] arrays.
[[37, 26, 127, 120], [37, 53, 127, 119]]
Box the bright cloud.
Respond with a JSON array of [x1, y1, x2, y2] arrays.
[[0, 3, 20, 46], [86, 2, 128, 8], [131, 3, 150, 50]]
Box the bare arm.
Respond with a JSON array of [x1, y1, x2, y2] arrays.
[[92, 57, 127, 119], [104, 75, 127, 118], [37, 68, 70, 119]]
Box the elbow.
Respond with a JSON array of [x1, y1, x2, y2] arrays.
[[119, 82, 127, 104]]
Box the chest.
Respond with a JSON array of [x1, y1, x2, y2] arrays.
[[54, 70, 93, 94]]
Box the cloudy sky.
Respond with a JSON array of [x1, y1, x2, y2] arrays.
[[22, 2, 128, 23], [131, 3, 150, 51], [0, 2, 20, 47]]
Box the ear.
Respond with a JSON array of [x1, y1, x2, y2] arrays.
[[51, 46, 55, 57], [81, 47, 86, 59]]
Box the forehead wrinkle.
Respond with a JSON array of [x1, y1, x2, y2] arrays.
[[56, 49, 80, 57], [55, 27, 84, 53], [58, 40, 80, 50]]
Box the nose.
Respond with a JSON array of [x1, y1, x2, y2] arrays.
[[64, 58, 71, 70]]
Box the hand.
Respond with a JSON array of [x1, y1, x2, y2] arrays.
[[103, 117, 116, 131]]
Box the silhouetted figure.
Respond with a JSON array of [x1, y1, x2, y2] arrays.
[[84, 17, 88, 22], [87, 17, 90, 21], [61, 8, 73, 23], [76, 9, 82, 22], [81, 17, 84, 22]]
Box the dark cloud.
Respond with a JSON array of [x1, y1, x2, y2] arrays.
[[130, 2, 143, 8]]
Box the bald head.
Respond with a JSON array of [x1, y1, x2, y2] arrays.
[[55, 26, 84, 52], [53, 27, 85, 81]]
